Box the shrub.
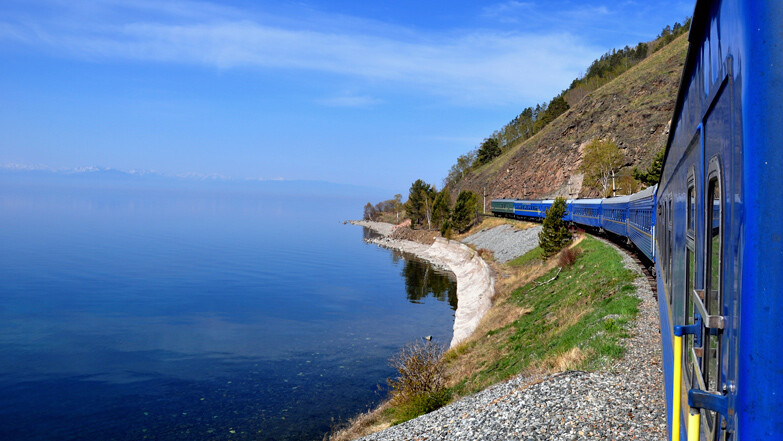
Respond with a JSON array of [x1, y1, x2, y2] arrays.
[[477, 248, 494, 261], [558, 247, 582, 268], [387, 340, 448, 423], [388, 340, 445, 401], [391, 389, 451, 425], [440, 221, 453, 239]]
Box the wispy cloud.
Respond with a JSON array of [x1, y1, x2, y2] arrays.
[[316, 94, 383, 108], [0, 0, 603, 105]]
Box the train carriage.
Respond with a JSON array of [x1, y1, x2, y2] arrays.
[[489, 199, 515, 218], [600, 196, 630, 238], [656, 0, 783, 439], [512, 200, 542, 220], [571, 198, 602, 228], [628, 185, 657, 263]]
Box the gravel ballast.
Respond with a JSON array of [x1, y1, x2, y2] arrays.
[[358, 236, 667, 441], [462, 225, 543, 263]]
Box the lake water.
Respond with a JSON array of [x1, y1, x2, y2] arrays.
[[0, 180, 456, 440]]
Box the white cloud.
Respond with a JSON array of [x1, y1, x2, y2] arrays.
[[0, 0, 603, 105]]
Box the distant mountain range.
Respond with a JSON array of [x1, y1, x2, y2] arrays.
[[0, 164, 389, 199]]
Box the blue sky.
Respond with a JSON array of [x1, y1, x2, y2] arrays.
[[0, 0, 693, 194]]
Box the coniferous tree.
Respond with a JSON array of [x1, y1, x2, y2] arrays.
[[476, 138, 502, 165], [432, 188, 451, 229], [633, 149, 665, 185], [452, 190, 478, 233], [538, 197, 572, 257]]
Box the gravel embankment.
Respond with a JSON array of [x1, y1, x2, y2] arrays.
[[358, 237, 666, 441], [462, 224, 543, 263]]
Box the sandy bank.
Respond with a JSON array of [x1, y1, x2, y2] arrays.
[[350, 220, 494, 348]]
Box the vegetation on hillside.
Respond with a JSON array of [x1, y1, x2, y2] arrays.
[[579, 139, 625, 196], [443, 17, 691, 191], [633, 149, 665, 186], [448, 235, 640, 397]]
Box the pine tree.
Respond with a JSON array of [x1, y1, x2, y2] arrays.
[[452, 190, 478, 233], [538, 197, 572, 257], [432, 188, 451, 228]]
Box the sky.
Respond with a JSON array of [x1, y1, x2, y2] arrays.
[[0, 0, 694, 194]]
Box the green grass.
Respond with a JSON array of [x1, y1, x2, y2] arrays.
[[455, 236, 641, 395], [387, 389, 451, 425], [507, 246, 544, 267]]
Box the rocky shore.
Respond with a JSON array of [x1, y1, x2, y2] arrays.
[[350, 220, 494, 349]]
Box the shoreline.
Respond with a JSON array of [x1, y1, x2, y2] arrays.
[[350, 220, 494, 348]]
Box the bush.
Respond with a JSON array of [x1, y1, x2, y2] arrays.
[[440, 220, 453, 239], [477, 248, 494, 261], [558, 247, 582, 268], [387, 340, 448, 423], [391, 389, 451, 425]]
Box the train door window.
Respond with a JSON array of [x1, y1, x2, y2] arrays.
[[685, 171, 696, 383], [701, 161, 723, 438], [688, 188, 695, 234], [705, 175, 722, 392], [668, 198, 673, 287]]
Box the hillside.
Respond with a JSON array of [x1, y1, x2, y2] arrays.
[[450, 33, 689, 200]]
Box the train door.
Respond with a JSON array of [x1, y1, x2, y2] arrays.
[[685, 76, 737, 440]]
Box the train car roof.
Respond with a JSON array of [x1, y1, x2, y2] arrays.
[[512, 199, 542, 204], [629, 185, 657, 202], [659, 0, 711, 196], [602, 195, 631, 205], [571, 198, 603, 205], [491, 198, 517, 203]]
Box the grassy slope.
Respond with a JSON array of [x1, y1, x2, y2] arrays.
[[446, 235, 640, 396]]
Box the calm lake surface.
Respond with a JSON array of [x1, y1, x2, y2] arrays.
[[0, 180, 456, 440]]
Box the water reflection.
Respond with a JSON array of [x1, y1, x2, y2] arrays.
[[399, 253, 458, 310]]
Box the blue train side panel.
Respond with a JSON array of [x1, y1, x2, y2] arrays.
[[628, 186, 656, 263], [571, 198, 602, 228], [512, 200, 541, 219], [657, 1, 783, 439], [601, 196, 630, 238]]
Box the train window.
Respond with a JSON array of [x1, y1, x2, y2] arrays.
[[685, 248, 696, 383], [667, 199, 673, 286], [700, 164, 723, 438], [705, 177, 722, 392], [688, 187, 695, 233]]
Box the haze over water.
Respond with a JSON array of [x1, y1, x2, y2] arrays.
[[0, 176, 456, 440]]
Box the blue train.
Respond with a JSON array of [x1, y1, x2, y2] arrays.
[[490, 190, 657, 264], [658, 0, 783, 439], [492, 1, 783, 438]]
